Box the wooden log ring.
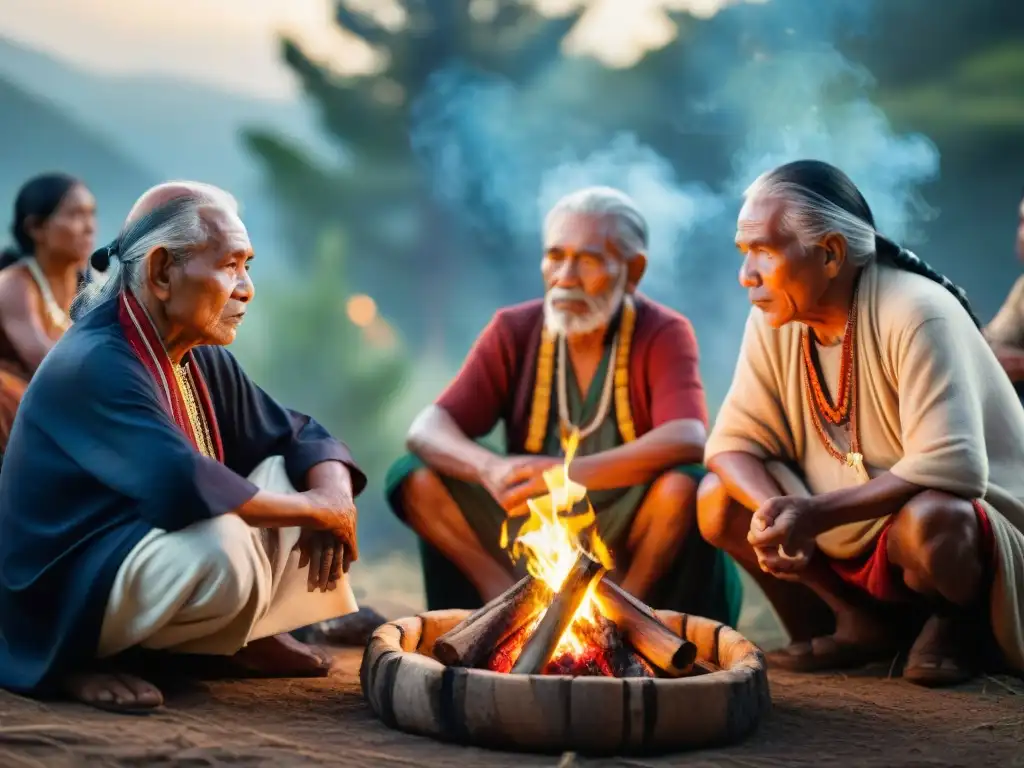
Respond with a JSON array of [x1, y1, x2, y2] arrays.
[[360, 609, 770, 754]]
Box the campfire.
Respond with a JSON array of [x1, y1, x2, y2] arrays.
[[433, 430, 699, 680]]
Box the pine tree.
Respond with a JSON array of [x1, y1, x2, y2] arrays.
[[244, 1, 583, 350]]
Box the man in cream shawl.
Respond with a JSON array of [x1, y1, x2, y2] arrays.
[[699, 160, 1024, 687]]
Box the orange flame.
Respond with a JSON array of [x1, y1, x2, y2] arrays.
[[499, 428, 614, 658]]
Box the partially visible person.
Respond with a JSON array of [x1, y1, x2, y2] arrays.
[[699, 160, 1024, 688], [0, 173, 95, 455], [385, 186, 742, 625], [0, 181, 364, 713], [984, 191, 1024, 396]]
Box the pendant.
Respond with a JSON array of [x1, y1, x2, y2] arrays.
[[845, 451, 871, 483]]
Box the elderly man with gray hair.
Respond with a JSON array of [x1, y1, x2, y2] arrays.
[[701, 159, 1024, 686], [385, 186, 742, 625], [0, 182, 364, 712]]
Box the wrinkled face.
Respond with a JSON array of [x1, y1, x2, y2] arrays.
[[1016, 196, 1024, 261], [541, 212, 634, 336], [29, 184, 96, 265], [163, 206, 254, 347], [735, 195, 831, 329]]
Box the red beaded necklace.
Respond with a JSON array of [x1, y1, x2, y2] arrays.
[[800, 277, 869, 480]]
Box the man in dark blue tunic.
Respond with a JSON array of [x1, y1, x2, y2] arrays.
[[0, 182, 366, 712]]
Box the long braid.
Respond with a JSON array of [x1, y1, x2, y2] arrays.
[[874, 234, 982, 328]]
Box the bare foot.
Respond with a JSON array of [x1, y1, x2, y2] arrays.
[[64, 672, 164, 714], [768, 607, 896, 672], [904, 614, 977, 687], [232, 633, 334, 677]]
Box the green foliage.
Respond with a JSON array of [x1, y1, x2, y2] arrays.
[[235, 229, 414, 552], [242, 0, 585, 335], [878, 42, 1024, 138]]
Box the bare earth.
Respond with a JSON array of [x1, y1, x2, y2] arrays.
[[0, 647, 1020, 768]]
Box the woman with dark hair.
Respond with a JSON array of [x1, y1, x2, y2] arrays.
[[699, 159, 1024, 687], [0, 173, 96, 451]]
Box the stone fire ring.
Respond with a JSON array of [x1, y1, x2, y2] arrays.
[[360, 609, 771, 755]]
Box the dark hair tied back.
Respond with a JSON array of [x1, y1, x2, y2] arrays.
[[89, 236, 120, 273], [763, 161, 981, 330], [874, 233, 981, 328]]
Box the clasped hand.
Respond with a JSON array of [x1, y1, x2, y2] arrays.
[[747, 495, 819, 580], [294, 488, 359, 593], [479, 455, 563, 518]]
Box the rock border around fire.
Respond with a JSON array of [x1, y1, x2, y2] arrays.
[[360, 609, 771, 755]]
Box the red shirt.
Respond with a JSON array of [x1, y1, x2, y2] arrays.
[[436, 293, 708, 453]]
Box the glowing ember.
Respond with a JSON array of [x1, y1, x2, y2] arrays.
[[498, 429, 615, 662]]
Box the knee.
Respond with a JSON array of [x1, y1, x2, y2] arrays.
[[399, 468, 448, 531], [191, 514, 260, 607], [641, 471, 697, 534], [889, 491, 979, 576], [696, 471, 734, 548]]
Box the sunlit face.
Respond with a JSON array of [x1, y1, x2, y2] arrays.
[[541, 212, 634, 336], [1016, 196, 1024, 261], [29, 184, 96, 266], [163, 206, 254, 347], [735, 195, 831, 329]]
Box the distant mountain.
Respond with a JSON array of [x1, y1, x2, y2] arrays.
[[0, 75, 155, 245], [0, 35, 337, 264]]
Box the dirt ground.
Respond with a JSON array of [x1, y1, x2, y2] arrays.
[[0, 646, 1020, 768]]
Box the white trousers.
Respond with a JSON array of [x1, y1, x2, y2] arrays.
[[96, 456, 358, 658]]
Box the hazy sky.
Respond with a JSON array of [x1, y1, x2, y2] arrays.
[[0, 0, 746, 100]]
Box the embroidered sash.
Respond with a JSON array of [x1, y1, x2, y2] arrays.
[[118, 289, 225, 462]]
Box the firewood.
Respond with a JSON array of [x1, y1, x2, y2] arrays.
[[511, 552, 606, 675], [594, 579, 697, 677], [579, 614, 654, 678], [433, 575, 551, 668]]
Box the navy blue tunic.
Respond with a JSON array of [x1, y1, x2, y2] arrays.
[[0, 298, 365, 693]]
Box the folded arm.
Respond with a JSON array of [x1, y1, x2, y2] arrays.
[[407, 405, 504, 484], [193, 346, 367, 498]]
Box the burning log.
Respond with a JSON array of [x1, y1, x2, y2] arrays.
[[595, 579, 697, 677], [510, 551, 606, 675], [432, 575, 551, 668], [545, 614, 655, 678]]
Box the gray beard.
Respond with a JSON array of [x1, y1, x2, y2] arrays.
[[543, 271, 627, 338]]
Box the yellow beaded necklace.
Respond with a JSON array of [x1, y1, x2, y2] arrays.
[[525, 296, 637, 453]]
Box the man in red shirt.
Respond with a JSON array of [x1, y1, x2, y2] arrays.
[[385, 187, 741, 621]]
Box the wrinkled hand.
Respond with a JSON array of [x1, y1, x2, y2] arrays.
[[301, 488, 359, 574], [747, 495, 819, 579], [479, 455, 562, 518], [294, 529, 345, 592]]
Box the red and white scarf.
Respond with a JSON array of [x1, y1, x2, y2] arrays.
[[118, 289, 225, 462]]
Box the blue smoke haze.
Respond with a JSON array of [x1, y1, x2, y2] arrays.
[[409, 0, 941, 406]]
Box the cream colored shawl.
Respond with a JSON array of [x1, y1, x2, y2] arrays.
[[707, 261, 1024, 671]]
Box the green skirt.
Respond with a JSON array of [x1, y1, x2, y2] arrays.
[[384, 453, 744, 627]]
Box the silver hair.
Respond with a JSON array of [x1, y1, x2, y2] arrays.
[[543, 186, 648, 259], [743, 172, 877, 266], [742, 168, 981, 327], [71, 184, 238, 320]]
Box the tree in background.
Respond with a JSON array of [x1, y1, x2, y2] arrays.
[[244, 0, 583, 352]]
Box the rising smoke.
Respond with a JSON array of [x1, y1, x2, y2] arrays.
[[409, 0, 940, 405]]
